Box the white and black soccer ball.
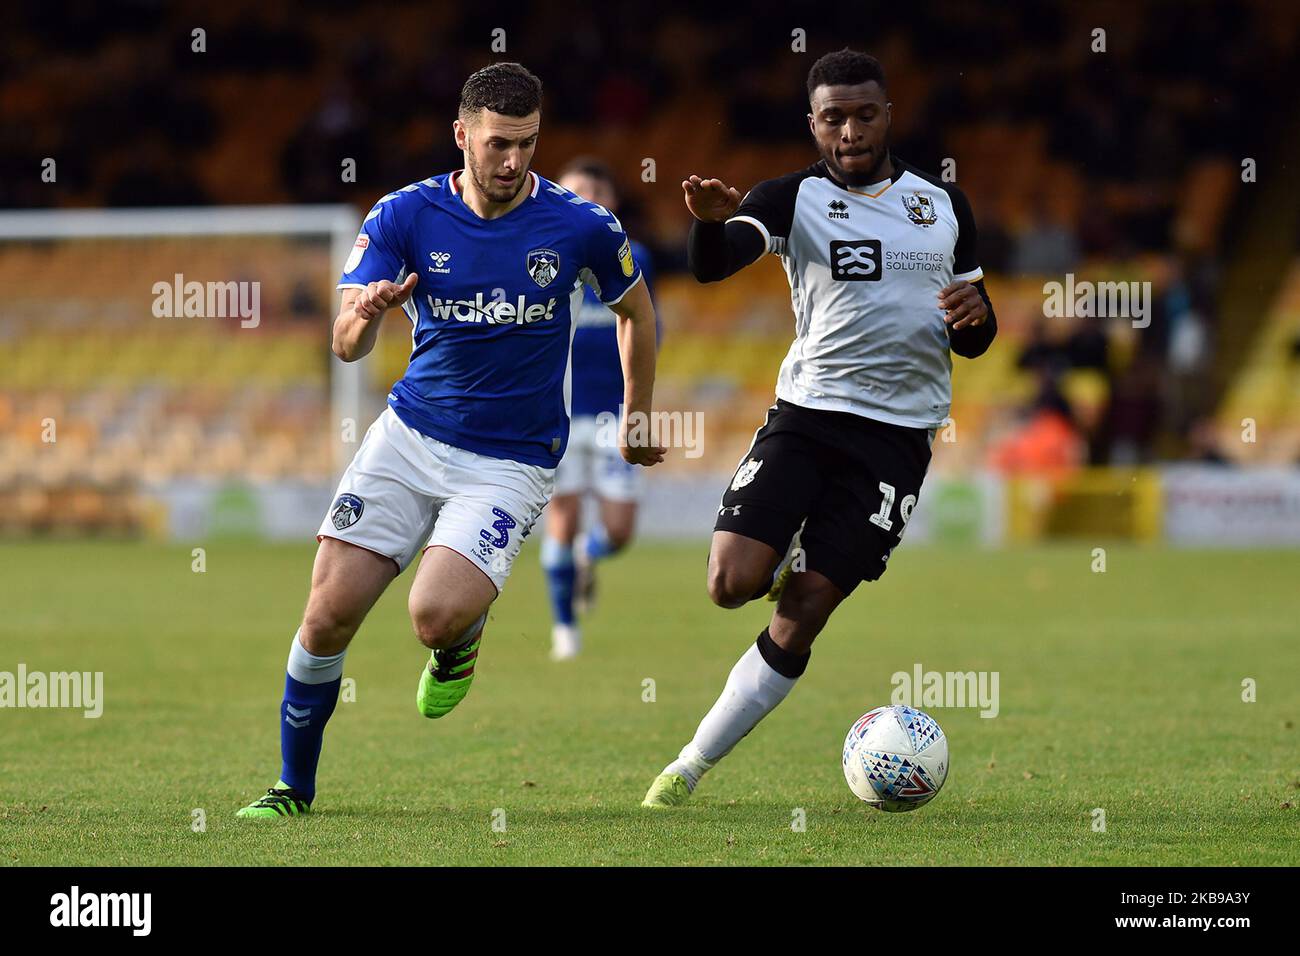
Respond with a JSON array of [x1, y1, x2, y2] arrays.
[[842, 705, 948, 812]]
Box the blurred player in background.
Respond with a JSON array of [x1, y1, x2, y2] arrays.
[[642, 49, 997, 808], [236, 63, 663, 819], [541, 158, 657, 660]]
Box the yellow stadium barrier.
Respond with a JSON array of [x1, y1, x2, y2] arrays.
[[1005, 468, 1163, 542]]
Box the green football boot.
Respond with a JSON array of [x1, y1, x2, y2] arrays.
[[236, 781, 311, 819], [641, 772, 693, 809], [766, 526, 804, 602], [416, 634, 481, 718]]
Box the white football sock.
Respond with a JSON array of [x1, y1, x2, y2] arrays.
[[286, 629, 347, 684], [666, 743, 715, 790], [665, 640, 801, 789]]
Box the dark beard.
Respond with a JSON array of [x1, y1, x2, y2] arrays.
[[466, 147, 527, 204], [819, 145, 891, 188]]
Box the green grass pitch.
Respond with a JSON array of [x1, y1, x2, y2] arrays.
[[1, 538, 1297, 866]]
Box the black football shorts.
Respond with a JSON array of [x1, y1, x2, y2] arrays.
[[714, 399, 933, 596]]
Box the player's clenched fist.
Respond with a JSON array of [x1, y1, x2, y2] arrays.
[[354, 274, 419, 320], [682, 175, 743, 223], [619, 417, 666, 467], [938, 280, 988, 330], [621, 441, 667, 467]]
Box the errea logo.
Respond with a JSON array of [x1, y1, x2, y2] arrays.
[[827, 199, 850, 220]]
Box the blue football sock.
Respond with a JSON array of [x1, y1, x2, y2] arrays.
[[278, 631, 346, 803], [540, 537, 576, 626], [581, 522, 615, 563]]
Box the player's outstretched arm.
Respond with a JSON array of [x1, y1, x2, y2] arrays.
[[331, 274, 418, 362], [682, 175, 765, 283], [683, 175, 742, 223], [608, 277, 666, 467]]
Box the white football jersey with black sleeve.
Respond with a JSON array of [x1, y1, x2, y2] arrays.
[[728, 158, 984, 430]]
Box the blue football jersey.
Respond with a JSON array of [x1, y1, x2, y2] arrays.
[[569, 238, 655, 418], [338, 170, 643, 467]]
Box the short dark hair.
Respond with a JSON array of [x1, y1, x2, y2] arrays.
[[459, 62, 543, 120], [806, 49, 887, 101], [558, 156, 616, 189]]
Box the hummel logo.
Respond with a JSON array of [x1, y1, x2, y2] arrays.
[[429, 251, 452, 273], [828, 199, 849, 220]]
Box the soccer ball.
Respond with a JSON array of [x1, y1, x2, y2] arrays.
[[842, 705, 948, 812]]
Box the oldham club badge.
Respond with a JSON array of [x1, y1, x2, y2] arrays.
[[526, 248, 560, 288], [331, 493, 364, 530]]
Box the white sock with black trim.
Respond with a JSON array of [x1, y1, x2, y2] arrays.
[[664, 628, 809, 790]]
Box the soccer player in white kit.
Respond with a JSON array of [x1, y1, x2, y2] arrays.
[[642, 49, 997, 808]]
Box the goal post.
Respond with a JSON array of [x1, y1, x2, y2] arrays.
[[0, 205, 375, 538], [0, 206, 371, 481]]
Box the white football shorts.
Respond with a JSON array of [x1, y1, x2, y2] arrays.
[[552, 414, 643, 503], [318, 407, 554, 592]]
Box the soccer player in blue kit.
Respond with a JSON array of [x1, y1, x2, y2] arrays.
[[238, 63, 663, 818], [541, 158, 657, 661]]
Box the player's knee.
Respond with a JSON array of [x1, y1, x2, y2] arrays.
[[411, 606, 484, 650], [605, 525, 634, 553], [299, 606, 360, 656], [707, 563, 762, 609]]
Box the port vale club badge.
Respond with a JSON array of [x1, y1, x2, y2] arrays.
[[526, 248, 559, 288], [902, 191, 937, 226], [731, 458, 763, 491]]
